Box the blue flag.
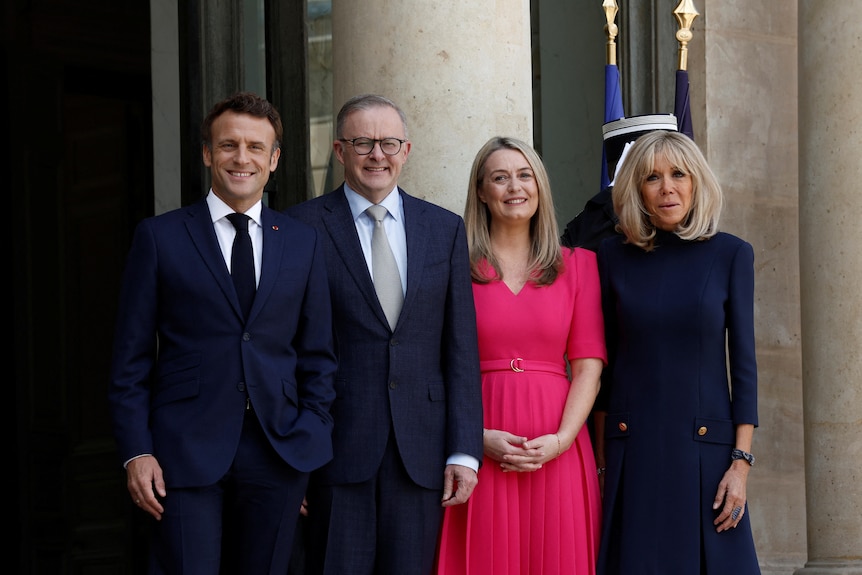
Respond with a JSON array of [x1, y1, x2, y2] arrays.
[[601, 64, 625, 190], [674, 69, 694, 140]]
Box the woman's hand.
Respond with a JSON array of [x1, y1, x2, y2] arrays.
[[484, 429, 561, 472], [712, 461, 750, 532]]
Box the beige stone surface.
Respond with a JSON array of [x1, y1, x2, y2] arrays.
[[700, 2, 807, 571], [798, 1, 862, 570], [331, 0, 534, 216]]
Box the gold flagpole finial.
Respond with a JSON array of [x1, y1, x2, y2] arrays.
[[603, 1, 619, 66], [674, 0, 699, 71]]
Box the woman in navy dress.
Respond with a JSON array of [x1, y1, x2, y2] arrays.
[[596, 131, 761, 574]]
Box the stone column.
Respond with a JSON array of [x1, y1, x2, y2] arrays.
[[331, 0, 534, 215], [796, 2, 862, 574]]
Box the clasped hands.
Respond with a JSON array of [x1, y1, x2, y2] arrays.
[[483, 428, 561, 472]]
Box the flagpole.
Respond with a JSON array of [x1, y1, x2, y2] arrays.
[[673, 0, 698, 71], [600, 1, 625, 190], [603, 0, 619, 66], [673, 0, 698, 140]]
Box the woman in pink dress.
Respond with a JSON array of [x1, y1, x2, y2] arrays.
[[437, 137, 607, 575]]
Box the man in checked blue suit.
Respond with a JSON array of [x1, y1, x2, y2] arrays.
[[108, 92, 336, 574], [287, 94, 484, 575]]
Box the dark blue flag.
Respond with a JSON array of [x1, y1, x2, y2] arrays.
[[674, 69, 694, 140], [601, 64, 625, 190]]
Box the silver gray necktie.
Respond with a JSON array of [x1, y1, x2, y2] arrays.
[[366, 204, 403, 329]]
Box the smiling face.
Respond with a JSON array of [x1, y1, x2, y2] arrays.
[[203, 111, 280, 213], [639, 153, 693, 231], [477, 148, 539, 226], [334, 105, 411, 204]]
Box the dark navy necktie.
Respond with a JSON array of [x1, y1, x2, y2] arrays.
[[226, 213, 255, 319]]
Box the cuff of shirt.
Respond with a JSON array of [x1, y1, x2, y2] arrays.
[[446, 452, 479, 473], [123, 453, 152, 469]]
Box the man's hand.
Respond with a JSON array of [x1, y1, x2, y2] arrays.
[[440, 464, 478, 507], [126, 455, 167, 520]]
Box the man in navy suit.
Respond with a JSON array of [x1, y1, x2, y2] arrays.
[[108, 92, 336, 574], [287, 94, 484, 575]]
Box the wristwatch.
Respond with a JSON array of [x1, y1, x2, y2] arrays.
[[731, 448, 755, 466]]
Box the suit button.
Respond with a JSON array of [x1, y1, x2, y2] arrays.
[[618, 422, 627, 432], [237, 382, 246, 392], [698, 426, 708, 436], [242, 332, 251, 341], [389, 381, 397, 390]]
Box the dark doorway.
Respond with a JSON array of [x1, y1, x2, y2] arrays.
[[8, 2, 154, 572]]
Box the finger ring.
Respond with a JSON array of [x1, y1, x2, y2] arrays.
[[135, 499, 141, 504], [731, 506, 741, 520]]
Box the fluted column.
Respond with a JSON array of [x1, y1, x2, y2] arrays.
[[796, 2, 862, 574], [331, 0, 533, 215]]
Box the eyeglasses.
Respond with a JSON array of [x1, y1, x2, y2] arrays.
[[339, 137, 406, 156]]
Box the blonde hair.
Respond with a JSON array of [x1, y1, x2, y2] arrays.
[[464, 136, 563, 285], [612, 130, 723, 251]]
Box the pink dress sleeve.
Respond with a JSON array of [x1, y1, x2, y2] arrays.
[[566, 248, 608, 364]]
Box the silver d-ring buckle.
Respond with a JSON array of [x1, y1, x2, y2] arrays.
[[510, 358, 525, 372]]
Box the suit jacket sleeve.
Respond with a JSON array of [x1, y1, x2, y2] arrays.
[[442, 217, 484, 464], [108, 217, 161, 464]]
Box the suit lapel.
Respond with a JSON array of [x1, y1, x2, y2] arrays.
[[322, 187, 392, 329], [401, 191, 430, 319], [184, 200, 245, 319], [250, 206, 284, 323], [316, 187, 432, 331]]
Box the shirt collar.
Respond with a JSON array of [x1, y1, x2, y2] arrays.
[[206, 190, 263, 227], [344, 184, 401, 223]]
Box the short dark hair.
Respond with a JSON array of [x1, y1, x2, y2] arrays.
[[201, 91, 283, 151]]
